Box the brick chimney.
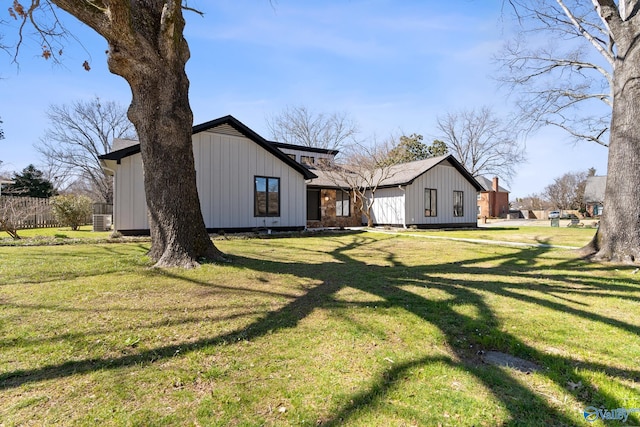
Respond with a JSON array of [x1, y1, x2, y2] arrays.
[[492, 177, 499, 192]]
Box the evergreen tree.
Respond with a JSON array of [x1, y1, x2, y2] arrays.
[[6, 164, 56, 198]]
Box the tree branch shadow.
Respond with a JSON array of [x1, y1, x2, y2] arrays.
[[2, 234, 639, 425]]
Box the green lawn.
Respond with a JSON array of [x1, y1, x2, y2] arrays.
[[391, 225, 598, 247], [1, 230, 639, 426], [0, 225, 114, 245]]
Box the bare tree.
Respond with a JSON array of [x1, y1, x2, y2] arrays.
[[543, 169, 593, 211], [13, 1, 223, 267], [0, 196, 47, 239], [36, 96, 135, 203], [322, 139, 399, 227], [504, 1, 640, 263], [266, 105, 359, 151], [499, 1, 612, 147], [514, 194, 550, 211], [436, 106, 526, 182]]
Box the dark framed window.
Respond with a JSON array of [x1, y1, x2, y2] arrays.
[[301, 155, 315, 166], [336, 190, 350, 217], [287, 154, 296, 161], [453, 191, 464, 217], [255, 176, 280, 217], [424, 188, 437, 217]]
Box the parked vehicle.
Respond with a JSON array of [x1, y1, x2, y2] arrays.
[[549, 210, 561, 219]]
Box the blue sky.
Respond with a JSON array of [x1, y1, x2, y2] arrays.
[[0, 0, 609, 199]]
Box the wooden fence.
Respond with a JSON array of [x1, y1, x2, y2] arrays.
[[0, 196, 59, 229]]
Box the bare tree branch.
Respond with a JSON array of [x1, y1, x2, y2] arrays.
[[497, 0, 615, 147], [435, 106, 525, 184], [267, 105, 360, 151], [35, 96, 135, 203]]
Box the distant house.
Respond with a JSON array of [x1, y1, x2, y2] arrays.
[[476, 176, 510, 218], [100, 115, 483, 234], [584, 176, 606, 217], [362, 155, 483, 228]]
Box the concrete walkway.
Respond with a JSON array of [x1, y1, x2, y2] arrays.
[[361, 228, 580, 250]]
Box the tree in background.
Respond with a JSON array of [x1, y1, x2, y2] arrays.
[[503, 1, 640, 263], [50, 194, 92, 231], [0, 116, 4, 140], [36, 97, 135, 203], [14, 1, 222, 267], [436, 106, 525, 182], [427, 139, 449, 157], [387, 134, 450, 164], [267, 105, 359, 151], [543, 170, 592, 212], [514, 194, 550, 211], [5, 165, 55, 198], [388, 134, 430, 163]]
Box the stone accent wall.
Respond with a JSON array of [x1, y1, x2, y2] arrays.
[[307, 189, 363, 228]]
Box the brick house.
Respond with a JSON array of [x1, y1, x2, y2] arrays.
[[476, 176, 510, 218]]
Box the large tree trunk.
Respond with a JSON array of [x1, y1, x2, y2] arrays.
[[585, 20, 640, 263], [66, 1, 224, 268]]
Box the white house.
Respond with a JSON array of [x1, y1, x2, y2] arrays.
[[364, 155, 483, 228], [100, 115, 482, 234], [99, 115, 316, 235]]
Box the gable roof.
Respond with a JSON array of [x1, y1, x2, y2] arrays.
[[377, 155, 484, 190], [475, 176, 510, 193], [584, 176, 606, 203], [308, 155, 483, 191], [99, 115, 316, 180]]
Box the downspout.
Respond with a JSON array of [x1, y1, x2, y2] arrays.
[[398, 185, 407, 229]]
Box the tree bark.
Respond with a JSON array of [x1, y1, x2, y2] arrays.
[[586, 3, 640, 263], [50, 1, 223, 267]]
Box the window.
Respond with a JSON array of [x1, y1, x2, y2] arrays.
[[287, 154, 296, 161], [424, 188, 437, 217], [301, 156, 315, 166], [453, 191, 464, 217], [255, 176, 280, 217], [336, 190, 350, 217]]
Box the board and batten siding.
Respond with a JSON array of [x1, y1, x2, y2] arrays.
[[113, 130, 307, 231], [367, 162, 478, 226], [193, 131, 306, 229], [113, 154, 147, 231], [366, 187, 406, 226], [404, 162, 478, 225]]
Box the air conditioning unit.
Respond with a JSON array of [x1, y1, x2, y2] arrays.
[[93, 214, 112, 232]]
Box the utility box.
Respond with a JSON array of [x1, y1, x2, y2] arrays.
[[93, 214, 112, 232], [550, 218, 560, 227]]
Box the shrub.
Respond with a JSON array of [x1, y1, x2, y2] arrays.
[[51, 194, 93, 231]]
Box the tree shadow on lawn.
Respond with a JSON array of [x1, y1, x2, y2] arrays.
[[2, 234, 640, 425]]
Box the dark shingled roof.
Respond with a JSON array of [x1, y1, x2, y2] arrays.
[[307, 155, 483, 191], [475, 176, 510, 193]]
